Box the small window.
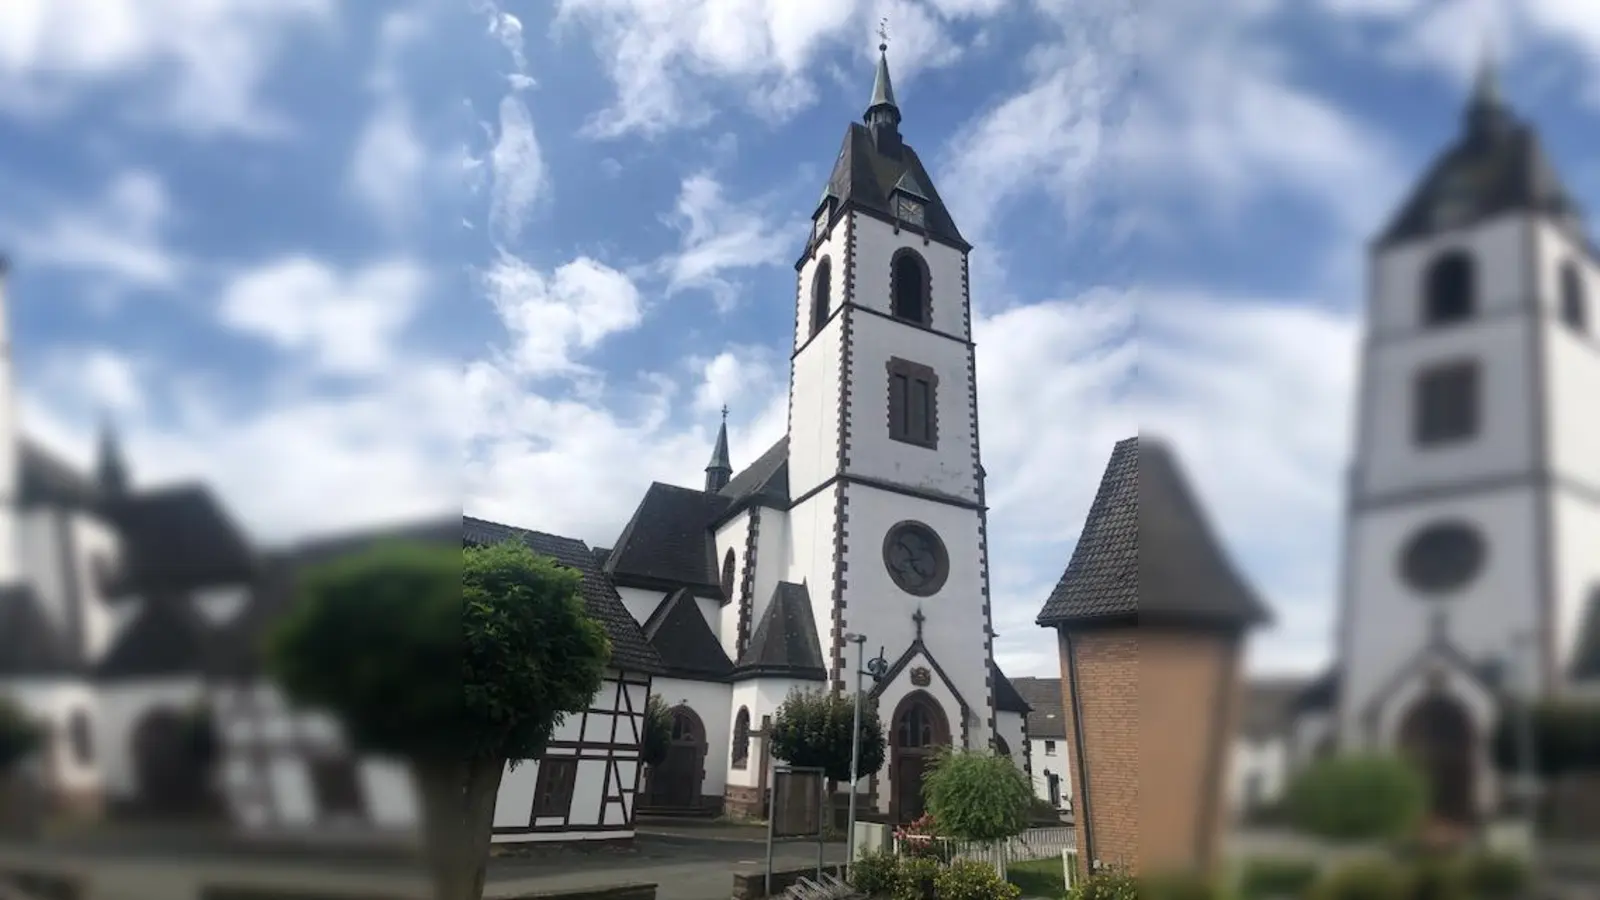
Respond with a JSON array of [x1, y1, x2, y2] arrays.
[[1415, 360, 1480, 446], [1044, 740, 1057, 756], [1561, 261, 1587, 332], [68, 711, 93, 766], [731, 708, 751, 770], [532, 757, 579, 818], [1423, 251, 1475, 327], [812, 257, 833, 336], [721, 549, 736, 602], [887, 357, 938, 449], [309, 757, 364, 817], [1047, 773, 1061, 807], [891, 250, 930, 325], [995, 735, 1011, 758]]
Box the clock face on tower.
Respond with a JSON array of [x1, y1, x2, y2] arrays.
[[896, 196, 926, 227], [883, 521, 949, 597]]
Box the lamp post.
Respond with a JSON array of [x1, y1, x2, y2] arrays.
[[844, 634, 889, 876]]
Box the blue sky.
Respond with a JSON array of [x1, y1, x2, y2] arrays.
[[3, 0, 1599, 679]]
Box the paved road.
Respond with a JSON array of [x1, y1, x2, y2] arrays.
[[0, 825, 848, 900]]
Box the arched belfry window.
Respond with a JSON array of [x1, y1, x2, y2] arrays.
[[1423, 251, 1475, 327], [721, 549, 736, 601], [891, 249, 930, 325], [1560, 261, 1587, 332], [731, 707, 750, 769], [811, 257, 833, 336]]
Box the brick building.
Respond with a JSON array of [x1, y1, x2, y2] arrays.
[[1036, 436, 1271, 878]]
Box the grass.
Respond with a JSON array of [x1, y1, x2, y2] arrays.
[[1006, 857, 1067, 898]]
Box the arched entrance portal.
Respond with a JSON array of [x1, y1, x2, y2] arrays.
[[1398, 692, 1477, 826], [646, 705, 707, 811], [891, 692, 951, 824], [131, 708, 213, 817]]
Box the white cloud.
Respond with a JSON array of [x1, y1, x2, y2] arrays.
[[218, 257, 428, 377], [487, 95, 545, 242], [483, 255, 644, 379], [0, 0, 334, 137], [346, 8, 431, 226], [3, 171, 182, 290], [660, 174, 795, 312], [554, 0, 989, 138]]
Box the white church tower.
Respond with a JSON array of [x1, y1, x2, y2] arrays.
[[1334, 59, 1600, 824], [788, 40, 998, 818]]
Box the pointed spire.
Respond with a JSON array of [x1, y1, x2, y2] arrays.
[[864, 20, 902, 144], [95, 412, 128, 496], [1465, 38, 1509, 140], [704, 405, 733, 493]]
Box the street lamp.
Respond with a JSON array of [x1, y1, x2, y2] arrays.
[[844, 634, 890, 876]]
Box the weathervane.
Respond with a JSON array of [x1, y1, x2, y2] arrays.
[[877, 17, 889, 53], [721, 404, 729, 423]]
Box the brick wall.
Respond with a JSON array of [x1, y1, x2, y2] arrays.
[[1055, 625, 1244, 880]]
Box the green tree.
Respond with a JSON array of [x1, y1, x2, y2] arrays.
[[922, 748, 1033, 842], [641, 693, 671, 769], [1491, 699, 1600, 777], [265, 539, 610, 900], [0, 696, 44, 775], [768, 688, 886, 784], [1285, 754, 1427, 843]]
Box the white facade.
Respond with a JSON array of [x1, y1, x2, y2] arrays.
[[1028, 737, 1071, 811], [1331, 86, 1600, 822], [1229, 736, 1290, 815]]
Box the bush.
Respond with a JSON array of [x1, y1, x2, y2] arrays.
[[1238, 857, 1320, 899], [1003, 858, 1065, 898], [1287, 755, 1427, 842], [1028, 796, 1064, 822], [1460, 853, 1528, 900], [935, 859, 1021, 900], [1071, 869, 1139, 900], [770, 688, 887, 784], [922, 749, 1034, 842], [850, 850, 899, 898], [1311, 860, 1410, 900], [1491, 699, 1600, 776], [892, 856, 941, 900], [1408, 859, 1467, 900]]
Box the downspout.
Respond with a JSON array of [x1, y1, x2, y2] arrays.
[[1064, 630, 1097, 870]]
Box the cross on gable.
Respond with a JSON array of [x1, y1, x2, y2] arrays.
[[912, 606, 925, 641]]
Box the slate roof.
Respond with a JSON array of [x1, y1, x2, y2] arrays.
[[1239, 677, 1311, 742], [1036, 437, 1138, 625], [17, 439, 100, 508], [717, 437, 790, 510], [733, 582, 826, 681], [465, 515, 664, 675], [818, 123, 969, 252], [1378, 70, 1585, 250], [97, 594, 213, 681], [642, 588, 734, 680], [101, 484, 259, 595], [605, 483, 732, 596], [1293, 668, 1340, 714], [1010, 677, 1067, 739], [1137, 437, 1273, 628], [991, 664, 1031, 715], [0, 585, 80, 677]]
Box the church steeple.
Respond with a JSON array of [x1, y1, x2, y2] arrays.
[[704, 406, 732, 493], [864, 25, 902, 154], [95, 414, 128, 496], [1464, 43, 1509, 143]]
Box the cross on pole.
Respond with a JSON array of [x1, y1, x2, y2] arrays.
[[877, 18, 889, 51]]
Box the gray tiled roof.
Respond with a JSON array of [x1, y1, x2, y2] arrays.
[[1036, 437, 1138, 624], [605, 483, 732, 595], [821, 123, 968, 250], [1037, 436, 1272, 629], [733, 582, 826, 681], [991, 665, 1031, 715], [1010, 677, 1066, 739], [643, 588, 733, 680], [465, 515, 664, 675], [0, 585, 81, 677]]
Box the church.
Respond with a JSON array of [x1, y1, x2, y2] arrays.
[[1291, 59, 1600, 827], [514, 40, 1033, 823]]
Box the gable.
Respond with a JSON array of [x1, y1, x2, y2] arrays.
[[605, 482, 731, 597], [643, 589, 733, 681]]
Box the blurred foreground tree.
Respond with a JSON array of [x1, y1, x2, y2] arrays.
[[641, 693, 671, 769], [266, 539, 609, 900]]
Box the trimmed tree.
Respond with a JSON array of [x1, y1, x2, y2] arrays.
[[265, 539, 610, 900], [641, 693, 671, 769], [769, 688, 886, 785], [1285, 754, 1427, 842], [922, 748, 1034, 842]]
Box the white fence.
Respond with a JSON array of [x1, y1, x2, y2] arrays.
[[893, 826, 1077, 879]]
